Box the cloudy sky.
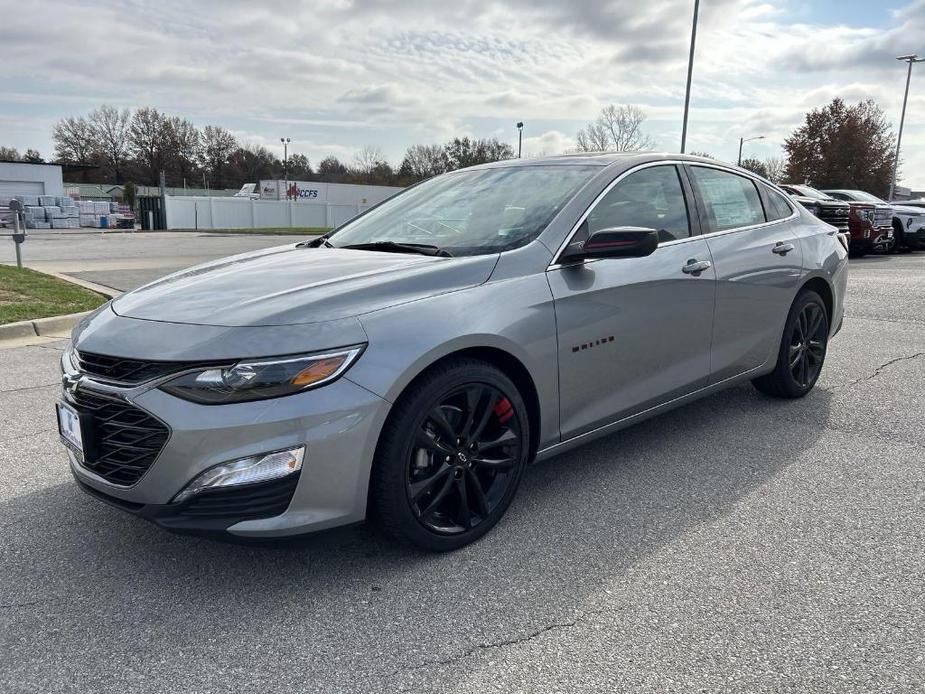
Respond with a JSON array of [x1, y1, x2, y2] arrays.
[[2, 0, 925, 187]]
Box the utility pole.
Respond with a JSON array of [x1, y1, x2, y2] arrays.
[[737, 135, 764, 166], [516, 122, 524, 158], [680, 0, 700, 153], [889, 54, 923, 201]]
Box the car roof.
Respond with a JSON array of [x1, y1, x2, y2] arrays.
[[470, 151, 725, 170]]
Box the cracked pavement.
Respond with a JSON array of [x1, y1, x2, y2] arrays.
[[0, 244, 923, 693]]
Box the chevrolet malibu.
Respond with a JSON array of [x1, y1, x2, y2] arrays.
[[59, 153, 848, 551]]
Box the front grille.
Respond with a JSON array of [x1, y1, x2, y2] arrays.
[[817, 206, 850, 230], [70, 390, 169, 486], [176, 474, 299, 520], [874, 209, 892, 227], [75, 351, 217, 385]]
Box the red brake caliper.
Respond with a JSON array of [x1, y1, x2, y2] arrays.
[[493, 397, 514, 424]]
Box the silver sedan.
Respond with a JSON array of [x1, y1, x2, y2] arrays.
[[58, 153, 848, 550]]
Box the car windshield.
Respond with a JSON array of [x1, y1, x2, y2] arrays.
[[790, 185, 832, 201], [328, 165, 598, 255], [838, 190, 885, 204]]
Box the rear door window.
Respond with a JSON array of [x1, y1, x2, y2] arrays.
[[764, 188, 794, 221], [689, 166, 766, 232]]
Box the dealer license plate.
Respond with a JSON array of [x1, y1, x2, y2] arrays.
[[56, 402, 84, 458]]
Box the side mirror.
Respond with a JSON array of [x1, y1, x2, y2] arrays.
[[561, 226, 659, 263]]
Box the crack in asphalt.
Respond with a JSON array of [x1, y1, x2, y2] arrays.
[[0, 382, 58, 394], [0, 428, 55, 444], [832, 352, 925, 391], [0, 599, 58, 610], [390, 615, 587, 684]]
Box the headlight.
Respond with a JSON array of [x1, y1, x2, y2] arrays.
[[160, 345, 364, 404], [172, 447, 304, 503]]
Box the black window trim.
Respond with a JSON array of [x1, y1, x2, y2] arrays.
[[549, 160, 798, 269], [549, 161, 702, 268]]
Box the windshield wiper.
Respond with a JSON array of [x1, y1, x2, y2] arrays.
[[340, 241, 452, 257], [296, 233, 333, 248]]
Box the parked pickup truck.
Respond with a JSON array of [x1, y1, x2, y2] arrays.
[[821, 189, 922, 254], [778, 184, 850, 232], [779, 184, 872, 255], [875, 198, 925, 251]]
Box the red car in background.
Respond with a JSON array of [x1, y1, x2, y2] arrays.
[[780, 184, 885, 257]]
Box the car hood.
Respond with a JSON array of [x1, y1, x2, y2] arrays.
[[112, 245, 499, 327], [792, 196, 848, 209], [889, 203, 924, 216]]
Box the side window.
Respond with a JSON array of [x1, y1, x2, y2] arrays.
[[689, 166, 766, 232], [764, 187, 794, 221], [584, 165, 691, 243]]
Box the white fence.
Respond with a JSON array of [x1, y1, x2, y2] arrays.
[[164, 195, 375, 230]]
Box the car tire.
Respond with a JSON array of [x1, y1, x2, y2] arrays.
[[752, 289, 829, 399], [369, 358, 530, 551], [890, 222, 905, 254]]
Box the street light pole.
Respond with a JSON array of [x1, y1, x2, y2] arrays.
[[680, 0, 700, 153], [516, 122, 524, 158], [889, 54, 923, 201], [737, 135, 765, 166], [280, 137, 290, 199]]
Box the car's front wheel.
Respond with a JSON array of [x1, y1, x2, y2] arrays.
[[370, 358, 530, 551], [752, 289, 829, 399]]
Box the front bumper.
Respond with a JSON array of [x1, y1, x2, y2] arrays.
[[73, 470, 301, 536], [64, 371, 391, 538], [903, 226, 925, 249]]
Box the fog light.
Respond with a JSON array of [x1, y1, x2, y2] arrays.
[[172, 447, 304, 504]]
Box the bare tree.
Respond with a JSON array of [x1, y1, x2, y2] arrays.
[[165, 116, 201, 185], [0, 146, 20, 160], [53, 116, 97, 163], [399, 144, 448, 180], [200, 125, 237, 188], [763, 156, 786, 183], [575, 122, 609, 152], [352, 145, 387, 175], [576, 104, 655, 152], [88, 105, 131, 182], [23, 149, 44, 163], [129, 107, 170, 184]]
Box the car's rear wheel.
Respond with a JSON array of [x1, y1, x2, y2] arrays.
[[370, 359, 529, 551], [752, 289, 829, 399], [891, 221, 905, 254]]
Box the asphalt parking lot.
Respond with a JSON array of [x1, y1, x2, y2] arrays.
[[1, 230, 309, 292], [1, 237, 923, 692]]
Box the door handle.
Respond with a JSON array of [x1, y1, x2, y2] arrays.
[[682, 259, 711, 275], [772, 241, 795, 255]]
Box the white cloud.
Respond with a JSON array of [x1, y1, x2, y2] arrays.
[[1, 0, 925, 186]]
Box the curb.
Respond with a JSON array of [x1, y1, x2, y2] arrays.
[[0, 272, 119, 348], [0, 310, 92, 344]]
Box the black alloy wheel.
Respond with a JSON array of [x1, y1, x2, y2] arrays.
[[788, 302, 827, 388], [752, 289, 829, 399], [370, 359, 529, 551], [407, 384, 523, 536]]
